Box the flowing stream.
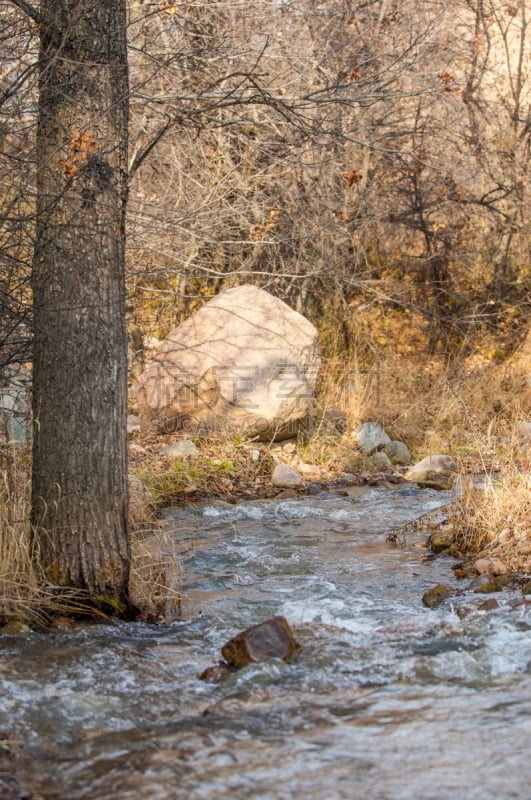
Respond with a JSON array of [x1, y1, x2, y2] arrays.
[[2, 484, 531, 799]]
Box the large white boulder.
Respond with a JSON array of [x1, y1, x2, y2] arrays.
[[135, 285, 320, 441]]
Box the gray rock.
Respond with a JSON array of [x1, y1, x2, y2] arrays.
[[272, 462, 304, 488], [469, 574, 503, 593], [352, 422, 391, 454], [383, 440, 411, 464], [127, 414, 141, 434], [372, 451, 392, 468], [159, 439, 199, 457], [0, 385, 30, 445], [307, 481, 329, 495]]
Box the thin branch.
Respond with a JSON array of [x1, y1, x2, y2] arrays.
[[8, 0, 48, 27], [129, 117, 175, 178]]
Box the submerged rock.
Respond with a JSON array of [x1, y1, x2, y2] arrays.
[[221, 616, 302, 668], [429, 532, 454, 554], [199, 662, 237, 684], [422, 584, 452, 608], [469, 574, 504, 593], [274, 488, 299, 500], [479, 598, 500, 611]]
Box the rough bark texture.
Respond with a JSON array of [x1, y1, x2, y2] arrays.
[[31, 0, 130, 603]]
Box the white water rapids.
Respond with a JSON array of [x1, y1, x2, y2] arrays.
[[1, 484, 531, 799]]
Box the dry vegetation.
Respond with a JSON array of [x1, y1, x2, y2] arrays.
[[451, 472, 531, 569], [1, 0, 530, 620], [1, 326, 529, 623]]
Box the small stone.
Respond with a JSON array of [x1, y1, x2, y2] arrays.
[[307, 481, 329, 495], [250, 449, 261, 462], [281, 441, 297, 454], [372, 451, 392, 469], [352, 422, 391, 454], [272, 463, 304, 489], [383, 440, 411, 464], [469, 574, 503, 593], [159, 439, 198, 457], [199, 662, 237, 684], [479, 598, 500, 611], [275, 489, 299, 500], [430, 532, 454, 554], [422, 584, 452, 608], [221, 616, 302, 668], [127, 414, 141, 434], [298, 462, 321, 476], [474, 557, 508, 576]]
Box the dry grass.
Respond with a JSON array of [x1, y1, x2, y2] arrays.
[[451, 471, 531, 570], [1, 328, 529, 622], [0, 448, 43, 623], [128, 474, 184, 619], [0, 456, 182, 623], [131, 438, 275, 505], [314, 336, 530, 467]]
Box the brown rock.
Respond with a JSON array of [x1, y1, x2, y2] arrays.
[[422, 584, 452, 608], [479, 598, 500, 611], [221, 616, 302, 668], [429, 532, 454, 554], [274, 488, 299, 500], [469, 574, 503, 593], [199, 662, 237, 684], [272, 463, 304, 489]]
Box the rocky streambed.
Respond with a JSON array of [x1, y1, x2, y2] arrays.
[[2, 483, 531, 800]]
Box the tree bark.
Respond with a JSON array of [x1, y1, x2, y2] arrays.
[[31, 0, 131, 607]]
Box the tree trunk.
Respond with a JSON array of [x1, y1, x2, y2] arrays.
[[31, 0, 131, 607]]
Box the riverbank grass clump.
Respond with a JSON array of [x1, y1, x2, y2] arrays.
[[0, 452, 179, 624], [0, 450, 41, 623], [451, 471, 531, 572]]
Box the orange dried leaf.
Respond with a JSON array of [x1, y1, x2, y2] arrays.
[[343, 169, 363, 187]]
